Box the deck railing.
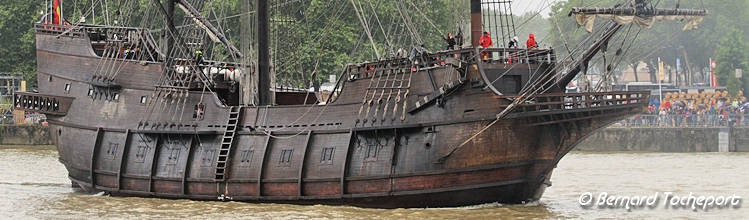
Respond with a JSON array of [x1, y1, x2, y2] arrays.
[[345, 47, 556, 80], [498, 91, 649, 114]]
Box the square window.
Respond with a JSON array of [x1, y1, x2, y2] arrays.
[[140, 96, 147, 104]]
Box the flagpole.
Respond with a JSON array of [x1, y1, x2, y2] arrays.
[[658, 57, 663, 105]]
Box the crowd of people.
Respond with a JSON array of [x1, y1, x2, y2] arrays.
[[623, 90, 749, 127]]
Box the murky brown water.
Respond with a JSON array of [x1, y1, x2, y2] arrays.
[[1, 145, 747, 219]]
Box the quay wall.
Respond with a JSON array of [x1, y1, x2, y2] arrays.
[[0, 125, 53, 145], [575, 127, 749, 152]]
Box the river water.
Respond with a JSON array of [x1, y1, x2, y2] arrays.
[[1, 145, 747, 219]]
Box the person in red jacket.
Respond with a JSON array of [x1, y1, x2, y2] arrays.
[[526, 33, 538, 49], [478, 32, 493, 60]]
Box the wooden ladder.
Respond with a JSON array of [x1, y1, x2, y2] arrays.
[[215, 106, 243, 180]]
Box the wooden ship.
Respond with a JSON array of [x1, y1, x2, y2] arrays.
[[16, 0, 705, 208]]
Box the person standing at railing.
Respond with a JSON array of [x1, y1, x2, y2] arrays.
[[443, 33, 456, 50], [508, 36, 519, 48], [479, 32, 493, 60], [659, 109, 668, 127], [456, 29, 464, 49], [507, 36, 519, 64], [526, 33, 538, 49]]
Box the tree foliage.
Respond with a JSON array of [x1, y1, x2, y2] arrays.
[[714, 28, 748, 95], [1, 0, 746, 90], [0, 1, 41, 88]]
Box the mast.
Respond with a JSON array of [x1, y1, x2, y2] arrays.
[[256, 0, 271, 105], [165, 0, 176, 60], [470, 0, 482, 47]]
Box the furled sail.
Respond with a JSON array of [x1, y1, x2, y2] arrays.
[[571, 7, 707, 32]]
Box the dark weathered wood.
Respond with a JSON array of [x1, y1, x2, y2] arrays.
[[116, 129, 131, 191], [297, 131, 312, 196], [340, 130, 354, 197], [32, 20, 651, 208], [181, 136, 195, 195], [90, 128, 104, 189], [147, 135, 161, 193], [257, 132, 272, 197]]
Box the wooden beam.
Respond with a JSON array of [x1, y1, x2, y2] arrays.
[[256, 132, 272, 197], [181, 136, 195, 195], [116, 129, 131, 191], [147, 134, 162, 193], [340, 130, 355, 197], [297, 131, 313, 196], [90, 127, 105, 190]]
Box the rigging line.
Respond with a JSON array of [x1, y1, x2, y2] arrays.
[[350, 0, 381, 59], [367, 0, 393, 54], [258, 44, 368, 139], [594, 23, 634, 91], [496, 0, 505, 44], [552, 15, 574, 57], [508, 0, 517, 38], [485, 22, 609, 88], [254, 22, 372, 138], [596, 29, 643, 91], [407, 0, 444, 37], [454, 24, 627, 151], [394, 0, 419, 45], [515, 0, 609, 32]]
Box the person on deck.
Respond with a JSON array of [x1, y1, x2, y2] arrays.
[[444, 33, 456, 50], [507, 36, 519, 64], [526, 33, 538, 49], [194, 49, 204, 65], [508, 36, 519, 48], [479, 32, 493, 60], [455, 30, 464, 49]]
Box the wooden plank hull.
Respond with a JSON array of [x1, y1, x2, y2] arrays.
[[32, 25, 647, 208]]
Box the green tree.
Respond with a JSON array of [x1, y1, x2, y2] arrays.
[[0, 1, 41, 89], [714, 27, 748, 96]]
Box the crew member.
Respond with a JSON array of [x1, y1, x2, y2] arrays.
[[479, 32, 493, 60], [444, 33, 456, 50], [195, 49, 204, 65], [508, 36, 519, 48], [455, 29, 464, 49], [526, 33, 538, 49], [507, 36, 519, 64]]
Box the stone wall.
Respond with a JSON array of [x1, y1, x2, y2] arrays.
[[576, 127, 748, 152], [731, 128, 749, 152], [0, 125, 53, 145]]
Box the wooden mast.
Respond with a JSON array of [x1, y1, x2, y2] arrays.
[[256, 0, 271, 105], [470, 0, 482, 47]]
